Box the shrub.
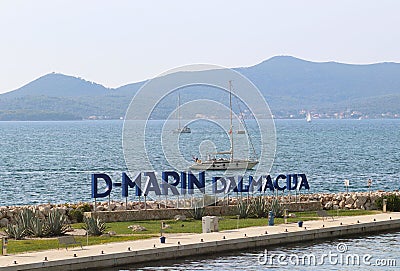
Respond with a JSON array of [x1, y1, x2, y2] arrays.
[[269, 198, 284, 218], [68, 203, 92, 223], [188, 206, 205, 220], [68, 209, 84, 223], [375, 194, 400, 212], [82, 217, 107, 236], [237, 199, 251, 219], [251, 196, 269, 218]]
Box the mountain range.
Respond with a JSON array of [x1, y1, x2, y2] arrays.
[[1, 56, 400, 121]]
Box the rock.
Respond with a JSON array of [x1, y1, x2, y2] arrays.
[[339, 201, 345, 209], [96, 206, 105, 212], [57, 208, 67, 215], [324, 202, 333, 210], [345, 196, 355, 206], [115, 205, 126, 211], [174, 215, 186, 221], [108, 231, 117, 236], [0, 218, 9, 227], [128, 225, 147, 232], [39, 206, 51, 215], [354, 199, 363, 209], [107, 203, 116, 211], [358, 196, 367, 206], [162, 223, 171, 229], [344, 204, 353, 209]]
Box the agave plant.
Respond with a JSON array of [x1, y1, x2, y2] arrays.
[[45, 209, 69, 236], [251, 196, 268, 218], [18, 208, 35, 231], [82, 217, 107, 236], [4, 208, 35, 239], [29, 216, 48, 237], [188, 206, 205, 220], [269, 198, 284, 218], [5, 223, 26, 240], [237, 199, 251, 218]]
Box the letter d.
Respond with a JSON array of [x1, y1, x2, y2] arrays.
[[91, 173, 112, 198]]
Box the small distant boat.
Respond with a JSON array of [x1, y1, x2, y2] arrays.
[[173, 93, 191, 134], [190, 81, 258, 170], [175, 126, 191, 133], [306, 112, 312, 123]]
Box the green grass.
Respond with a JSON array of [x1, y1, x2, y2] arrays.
[[7, 235, 155, 254], [3, 209, 381, 254], [295, 209, 380, 218]]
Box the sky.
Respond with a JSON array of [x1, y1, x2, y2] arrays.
[[0, 0, 399, 94]]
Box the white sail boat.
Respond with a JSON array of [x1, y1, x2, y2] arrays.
[[189, 81, 259, 170], [173, 93, 191, 133], [306, 112, 312, 123]]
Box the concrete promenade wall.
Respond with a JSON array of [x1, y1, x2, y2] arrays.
[[85, 201, 322, 222]]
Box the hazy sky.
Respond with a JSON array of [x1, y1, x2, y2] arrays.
[[0, 0, 399, 93]]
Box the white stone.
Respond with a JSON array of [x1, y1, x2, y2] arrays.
[[128, 225, 147, 232], [174, 215, 187, 221]]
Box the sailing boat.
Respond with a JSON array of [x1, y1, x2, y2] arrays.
[[189, 81, 259, 170], [306, 112, 312, 123], [173, 93, 191, 133]]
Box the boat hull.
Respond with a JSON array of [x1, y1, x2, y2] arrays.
[[189, 160, 258, 170], [173, 127, 191, 133]]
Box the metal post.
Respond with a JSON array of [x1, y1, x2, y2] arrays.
[[144, 194, 147, 210], [284, 209, 288, 224], [2, 237, 8, 255], [383, 199, 387, 213], [368, 179, 372, 194]]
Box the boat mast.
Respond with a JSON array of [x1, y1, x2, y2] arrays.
[[178, 93, 181, 130], [229, 81, 234, 162]]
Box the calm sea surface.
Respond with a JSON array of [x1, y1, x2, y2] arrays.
[[0, 119, 399, 206]]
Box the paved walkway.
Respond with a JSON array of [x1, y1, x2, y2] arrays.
[[0, 212, 399, 270]]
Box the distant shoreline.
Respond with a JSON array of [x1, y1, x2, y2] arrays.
[[1, 117, 400, 122]]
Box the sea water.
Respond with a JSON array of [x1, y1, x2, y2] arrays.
[[98, 231, 400, 271], [0, 119, 399, 206]]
